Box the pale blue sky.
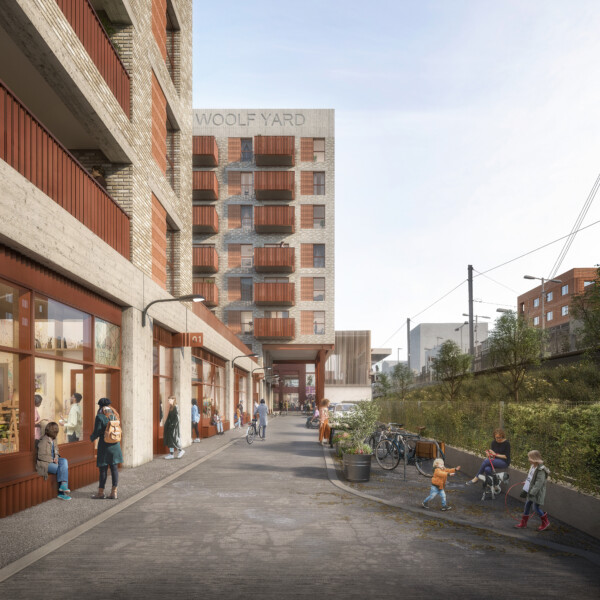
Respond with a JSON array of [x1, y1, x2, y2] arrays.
[[193, 1, 600, 357]]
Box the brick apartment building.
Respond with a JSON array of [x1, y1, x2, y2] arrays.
[[192, 110, 335, 405], [0, 0, 260, 516], [518, 267, 598, 353]]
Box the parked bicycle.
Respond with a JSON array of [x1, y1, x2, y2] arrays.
[[365, 422, 402, 452], [375, 425, 445, 476], [246, 418, 264, 444]]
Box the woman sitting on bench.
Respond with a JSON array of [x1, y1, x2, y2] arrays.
[[466, 428, 510, 485]]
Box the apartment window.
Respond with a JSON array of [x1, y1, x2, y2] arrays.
[[584, 280, 594, 287], [546, 311, 553, 322], [533, 316, 540, 326], [241, 244, 253, 268], [546, 291, 553, 302], [264, 277, 289, 283], [240, 278, 253, 301], [241, 205, 253, 230], [313, 172, 325, 195], [265, 311, 289, 318], [313, 139, 325, 162], [241, 172, 253, 196], [166, 228, 175, 296], [241, 311, 253, 334], [313, 205, 325, 228], [533, 298, 539, 308], [166, 118, 176, 190], [241, 138, 253, 162], [313, 244, 325, 268], [561, 305, 569, 317], [561, 284, 568, 295], [314, 278, 325, 301], [519, 302, 525, 313], [314, 311, 325, 334]]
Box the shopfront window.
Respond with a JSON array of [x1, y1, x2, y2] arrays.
[[0, 280, 24, 349], [34, 296, 90, 361], [0, 351, 20, 454], [35, 357, 84, 445]]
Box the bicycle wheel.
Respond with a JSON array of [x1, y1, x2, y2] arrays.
[[415, 442, 445, 477], [246, 425, 255, 444], [375, 439, 400, 470]]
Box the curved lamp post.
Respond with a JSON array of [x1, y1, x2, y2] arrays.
[[142, 294, 204, 327], [232, 353, 259, 369]]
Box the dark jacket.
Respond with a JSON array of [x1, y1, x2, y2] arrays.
[[36, 435, 58, 479], [164, 406, 181, 449], [90, 410, 123, 467]]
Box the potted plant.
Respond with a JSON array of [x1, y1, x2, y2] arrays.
[[337, 400, 380, 482]]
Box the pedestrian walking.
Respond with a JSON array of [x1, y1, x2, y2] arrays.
[[318, 398, 330, 445], [422, 458, 461, 511], [255, 398, 269, 440], [36, 422, 71, 500], [515, 450, 551, 531], [90, 398, 122, 499], [191, 398, 201, 443], [164, 396, 185, 458]]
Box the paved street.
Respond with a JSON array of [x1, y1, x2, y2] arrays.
[[1, 416, 599, 599]]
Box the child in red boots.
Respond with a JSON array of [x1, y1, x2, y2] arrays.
[[515, 450, 550, 531]]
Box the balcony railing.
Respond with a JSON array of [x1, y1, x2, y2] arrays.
[[55, 0, 130, 116], [193, 206, 219, 233], [254, 283, 295, 305], [0, 80, 130, 259], [193, 281, 218, 307], [253, 318, 295, 339], [254, 171, 295, 201], [254, 247, 295, 273], [192, 246, 218, 273], [254, 206, 295, 233], [193, 136, 218, 167], [254, 136, 295, 166], [193, 171, 219, 200]]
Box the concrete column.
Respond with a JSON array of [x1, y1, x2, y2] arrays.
[[173, 345, 191, 447], [121, 307, 153, 467], [225, 362, 234, 424]]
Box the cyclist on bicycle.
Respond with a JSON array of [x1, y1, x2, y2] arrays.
[[254, 398, 269, 441]]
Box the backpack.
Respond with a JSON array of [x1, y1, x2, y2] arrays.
[[103, 408, 122, 443]]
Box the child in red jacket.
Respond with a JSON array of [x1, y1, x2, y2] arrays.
[[422, 458, 461, 511]]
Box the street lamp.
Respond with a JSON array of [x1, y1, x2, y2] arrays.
[[463, 313, 490, 346], [496, 308, 513, 314], [524, 275, 562, 330], [397, 347, 402, 364], [232, 353, 259, 369], [142, 294, 204, 326], [454, 321, 468, 352]]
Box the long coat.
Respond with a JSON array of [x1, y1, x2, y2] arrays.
[[526, 465, 550, 506], [164, 406, 181, 449], [36, 435, 58, 479], [90, 412, 123, 467]]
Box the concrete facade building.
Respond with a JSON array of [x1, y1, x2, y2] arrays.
[[0, 0, 261, 517], [409, 322, 489, 374], [191, 109, 335, 399]]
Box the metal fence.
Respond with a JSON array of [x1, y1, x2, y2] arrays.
[[377, 398, 600, 495]]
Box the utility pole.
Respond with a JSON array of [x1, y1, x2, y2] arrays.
[[406, 318, 411, 373], [468, 265, 475, 364]]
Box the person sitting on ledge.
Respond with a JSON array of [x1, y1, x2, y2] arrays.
[[36, 422, 71, 500], [466, 428, 510, 485]]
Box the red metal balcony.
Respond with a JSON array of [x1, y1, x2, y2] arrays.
[[254, 283, 295, 306], [193, 206, 219, 233], [55, 0, 130, 116], [192, 246, 218, 273], [254, 171, 295, 201], [193, 281, 218, 307], [253, 318, 295, 340], [193, 136, 218, 167], [254, 206, 295, 233], [254, 136, 295, 166], [193, 171, 219, 200], [0, 80, 130, 259], [254, 247, 295, 273]]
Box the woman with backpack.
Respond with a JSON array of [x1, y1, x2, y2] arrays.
[[90, 397, 122, 499]]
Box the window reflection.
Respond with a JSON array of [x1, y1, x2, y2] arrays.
[[0, 281, 20, 348], [0, 351, 19, 454]]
